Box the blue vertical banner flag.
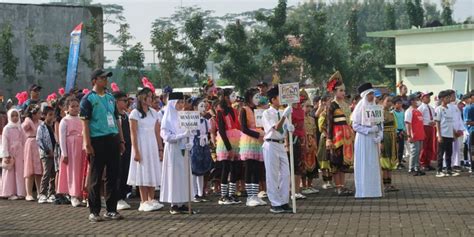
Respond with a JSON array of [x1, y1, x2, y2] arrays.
[[65, 22, 83, 93]]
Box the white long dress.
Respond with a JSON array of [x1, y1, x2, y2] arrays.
[[353, 123, 383, 198], [127, 109, 161, 188], [159, 127, 190, 204]]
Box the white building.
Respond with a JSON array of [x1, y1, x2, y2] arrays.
[[368, 24, 474, 97]]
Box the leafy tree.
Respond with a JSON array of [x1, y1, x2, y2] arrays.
[[255, 0, 294, 84], [216, 20, 259, 94], [52, 44, 69, 83], [26, 28, 49, 74], [441, 0, 455, 26], [406, 0, 424, 27], [181, 14, 220, 83], [116, 24, 145, 92], [150, 22, 185, 87], [0, 23, 18, 82], [347, 7, 360, 61]]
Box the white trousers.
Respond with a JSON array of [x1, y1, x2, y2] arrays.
[[263, 141, 290, 207], [192, 175, 204, 197]]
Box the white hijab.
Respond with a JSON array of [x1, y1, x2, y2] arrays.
[[351, 89, 375, 126], [160, 99, 184, 135], [5, 109, 22, 130]]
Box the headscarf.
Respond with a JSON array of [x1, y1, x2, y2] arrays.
[[160, 99, 184, 135], [351, 88, 375, 126], [5, 109, 22, 130]]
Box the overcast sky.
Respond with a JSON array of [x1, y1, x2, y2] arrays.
[[2, 0, 473, 65]]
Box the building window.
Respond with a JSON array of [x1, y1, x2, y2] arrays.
[[452, 69, 469, 94], [405, 69, 419, 77]]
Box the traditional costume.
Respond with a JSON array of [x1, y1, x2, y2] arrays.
[[352, 83, 382, 198], [160, 92, 193, 213]]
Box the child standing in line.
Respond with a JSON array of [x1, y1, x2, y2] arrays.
[[216, 88, 241, 205], [1, 109, 26, 199], [160, 92, 194, 214], [435, 90, 460, 177], [392, 97, 406, 170], [36, 106, 57, 203], [301, 100, 319, 195], [262, 86, 293, 214], [404, 94, 426, 176], [58, 97, 85, 207], [22, 104, 43, 201], [127, 88, 164, 212], [190, 97, 213, 203], [380, 95, 399, 192], [239, 88, 266, 207]]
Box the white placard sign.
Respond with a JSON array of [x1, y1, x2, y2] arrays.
[[279, 83, 300, 105], [178, 111, 201, 130], [363, 105, 384, 124], [254, 109, 264, 128]]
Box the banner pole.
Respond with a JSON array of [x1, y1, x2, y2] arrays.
[[288, 104, 297, 213], [186, 133, 192, 214]]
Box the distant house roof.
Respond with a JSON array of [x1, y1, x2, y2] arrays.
[[367, 24, 474, 38]]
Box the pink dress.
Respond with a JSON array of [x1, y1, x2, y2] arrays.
[[22, 117, 42, 177], [58, 115, 84, 197], [1, 126, 26, 197]]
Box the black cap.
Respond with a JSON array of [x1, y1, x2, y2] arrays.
[[29, 84, 42, 91], [257, 81, 269, 87], [168, 92, 184, 100], [91, 68, 113, 81], [357, 83, 373, 95]]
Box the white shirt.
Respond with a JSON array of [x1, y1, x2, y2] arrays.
[[418, 103, 435, 126], [262, 106, 288, 140], [435, 105, 454, 138]]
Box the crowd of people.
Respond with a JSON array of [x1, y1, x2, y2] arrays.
[[0, 68, 473, 222]]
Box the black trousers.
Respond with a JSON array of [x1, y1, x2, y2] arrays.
[[118, 143, 131, 200], [221, 160, 238, 184], [396, 130, 405, 164], [438, 137, 453, 172], [245, 159, 260, 184], [88, 134, 120, 214]]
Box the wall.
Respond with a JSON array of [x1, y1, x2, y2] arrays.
[[395, 29, 474, 96], [0, 3, 103, 100]]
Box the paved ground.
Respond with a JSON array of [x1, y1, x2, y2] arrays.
[[1, 170, 474, 236]]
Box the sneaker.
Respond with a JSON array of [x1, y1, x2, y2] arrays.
[[150, 200, 164, 210], [47, 195, 56, 203], [307, 188, 320, 194], [281, 204, 293, 213], [446, 170, 460, 177], [322, 183, 333, 189], [301, 188, 312, 195], [25, 195, 35, 201], [228, 195, 242, 204], [199, 196, 209, 202], [139, 201, 156, 212], [246, 196, 260, 207], [270, 206, 285, 214], [436, 172, 446, 178], [88, 213, 102, 223], [293, 193, 306, 200], [8, 195, 19, 200], [417, 170, 426, 176], [170, 205, 180, 215], [71, 197, 82, 207], [193, 195, 203, 203], [256, 197, 267, 206], [38, 195, 48, 204], [257, 191, 267, 198], [103, 212, 123, 220], [178, 205, 196, 214], [218, 196, 232, 205], [117, 200, 131, 210]]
